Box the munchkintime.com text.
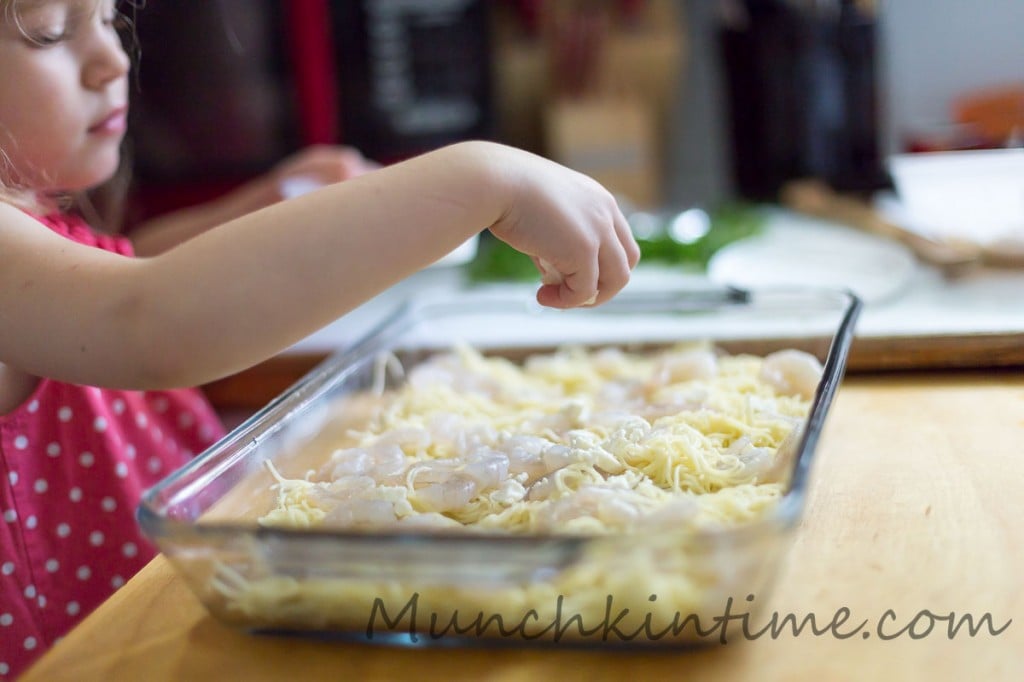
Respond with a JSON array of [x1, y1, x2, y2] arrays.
[[365, 593, 1012, 644]]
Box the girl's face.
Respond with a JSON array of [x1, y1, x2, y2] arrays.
[[0, 0, 129, 193]]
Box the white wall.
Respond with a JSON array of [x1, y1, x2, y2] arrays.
[[879, 0, 1024, 153]]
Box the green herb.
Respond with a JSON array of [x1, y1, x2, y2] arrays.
[[465, 202, 765, 283]]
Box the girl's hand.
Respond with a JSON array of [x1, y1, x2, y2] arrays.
[[130, 146, 380, 256], [270, 145, 381, 201], [482, 144, 640, 308]]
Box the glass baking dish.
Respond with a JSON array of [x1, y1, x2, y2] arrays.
[[139, 286, 860, 648]]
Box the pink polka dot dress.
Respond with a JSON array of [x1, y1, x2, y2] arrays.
[[0, 214, 225, 679]]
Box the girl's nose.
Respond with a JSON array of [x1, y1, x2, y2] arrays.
[[82, 26, 130, 90]]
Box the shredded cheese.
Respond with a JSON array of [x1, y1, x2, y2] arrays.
[[210, 343, 820, 642]]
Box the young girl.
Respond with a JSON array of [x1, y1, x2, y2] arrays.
[[0, 0, 639, 676]]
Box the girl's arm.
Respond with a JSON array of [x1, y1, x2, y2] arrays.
[[129, 146, 378, 256], [0, 142, 638, 390]]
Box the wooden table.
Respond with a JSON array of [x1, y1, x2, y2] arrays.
[[23, 372, 1024, 681]]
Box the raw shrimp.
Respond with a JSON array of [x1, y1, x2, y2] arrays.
[[536, 486, 647, 530], [407, 354, 501, 397], [759, 349, 823, 399], [725, 436, 775, 482], [518, 400, 588, 436], [650, 348, 718, 386], [375, 427, 432, 452], [319, 443, 406, 483], [421, 413, 497, 458], [498, 434, 551, 481], [321, 499, 399, 526], [411, 473, 479, 513], [462, 448, 511, 490], [596, 379, 645, 410], [639, 385, 709, 420]]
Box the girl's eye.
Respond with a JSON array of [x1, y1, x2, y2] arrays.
[[27, 30, 69, 47]]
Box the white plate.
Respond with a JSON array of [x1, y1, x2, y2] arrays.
[[707, 215, 917, 304]]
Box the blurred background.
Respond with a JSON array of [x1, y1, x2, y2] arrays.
[[123, 0, 1023, 286]]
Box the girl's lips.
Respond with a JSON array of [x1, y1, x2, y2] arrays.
[[89, 107, 127, 134]]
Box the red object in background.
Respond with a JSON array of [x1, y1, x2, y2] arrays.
[[903, 85, 1023, 153], [282, 0, 340, 146], [953, 84, 1024, 147]]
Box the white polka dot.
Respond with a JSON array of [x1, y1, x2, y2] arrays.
[[79, 451, 95, 468], [93, 416, 108, 433], [45, 559, 59, 573], [27, 399, 39, 413], [56, 523, 71, 537], [111, 575, 124, 589], [37, 595, 46, 608], [101, 497, 117, 512], [25, 515, 37, 530], [154, 397, 169, 413], [23, 585, 35, 599], [122, 542, 137, 558], [7, 472, 17, 486], [125, 443, 137, 460], [1, 562, 13, 575], [147, 457, 163, 474], [152, 427, 163, 442], [200, 424, 215, 441], [76, 566, 91, 581], [135, 413, 148, 428], [178, 412, 195, 429], [33, 479, 48, 494], [0, 613, 11, 626], [89, 531, 104, 546], [3, 509, 16, 523], [0, 662, 8, 675], [58, 406, 73, 422], [24, 636, 37, 650], [66, 601, 80, 616], [13, 435, 28, 450], [112, 398, 126, 415], [69, 487, 83, 502], [46, 442, 61, 457], [115, 462, 128, 478]]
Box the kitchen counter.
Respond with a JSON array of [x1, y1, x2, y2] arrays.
[[22, 371, 1024, 681]]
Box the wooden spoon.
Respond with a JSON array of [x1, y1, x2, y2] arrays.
[[781, 179, 986, 277]]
